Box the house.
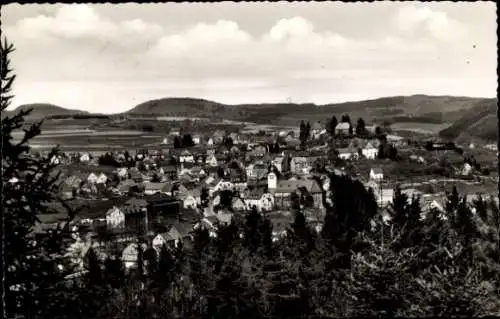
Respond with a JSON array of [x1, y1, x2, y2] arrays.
[[117, 167, 128, 179], [96, 173, 108, 185], [194, 218, 218, 237], [106, 206, 125, 229], [145, 193, 182, 217], [244, 190, 274, 212], [144, 182, 167, 195], [369, 167, 384, 182], [231, 197, 247, 211], [115, 179, 136, 195], [60, 183, 74, 200], [87, 173, 98, 184], [80, 153, 91, 163], [311, 121, 324, 139], [246, 162, 269, 180], [271, 157, 284, 172], [290, 156, 310, 174], [182, 195, 198, 209], [50, 155, 61, 165], [267, 172, 323, 209], [462, 163, 473, 176], [121, 243, 148, 269], [205, 154, 218, 167], [162, 165, 178, 180], [270, 219, 288, 242], [193, 135, 201, 145], [152, 225, 186, 249], [335, 122, 351, 135], [216, 211, 233, 225], [207, 138, 214, 146], [376, 188, 394, 207], [179, 150, 195, 163], [361, 142, 378, 159], [338, 148, 359, 160]]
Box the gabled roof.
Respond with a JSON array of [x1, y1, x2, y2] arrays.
[[371, 167, 383, 175], [144, 182, 167, 191]]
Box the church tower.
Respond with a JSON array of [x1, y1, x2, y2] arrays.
[[267, 171, 277, 189]]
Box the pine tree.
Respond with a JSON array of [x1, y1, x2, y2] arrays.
[[2, 38, 78, 318], [356, 118, 366, 136]]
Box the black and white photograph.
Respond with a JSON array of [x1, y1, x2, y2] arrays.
[[1, 2, 498, 318]]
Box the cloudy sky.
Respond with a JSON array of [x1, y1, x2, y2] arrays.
[[2, 2, 497, 113]]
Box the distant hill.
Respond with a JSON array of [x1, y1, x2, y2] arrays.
[[124, 95, 490, 126], [3, 103, 89, 120], [439, 98, 498, 143]]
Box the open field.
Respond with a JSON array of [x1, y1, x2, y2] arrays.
[[391, 122, 452, 135]]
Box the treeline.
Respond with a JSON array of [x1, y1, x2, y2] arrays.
[[46, 114, 110, 120]]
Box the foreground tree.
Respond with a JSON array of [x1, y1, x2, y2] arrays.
[[2, 38, 77, 318]]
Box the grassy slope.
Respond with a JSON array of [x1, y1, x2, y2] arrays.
[[3, 103, 88, 120], [439, 98, 498, 143]]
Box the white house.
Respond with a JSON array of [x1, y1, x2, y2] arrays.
[[362, 142, 378, 160], [152, 234, 167, 250], [335, 122, 351, 135], [338, 148, 359, 160], [369, 167, 384, 182], [376, 188, 394, 207], [117, 167, 128, 179], [121, 243, 148, 269], [193, 135, 201, 145], [96, 173, 108, 184], [50, 155, 61, 165], [87, 173, 98, 184], [207, 138, 214, 146], [80, 153, 90, 163], [182, 195, 198, 209], [205, 155, 218, 167], [462, 163, 473, 176], [271, 157, 284, 172], [179, 150, 195, 163], [106, 206, 125, 229], [144, 182, 167, 195], [245, 192, 274, 212]]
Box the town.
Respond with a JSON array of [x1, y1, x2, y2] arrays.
[[30, 115, 498, 274]]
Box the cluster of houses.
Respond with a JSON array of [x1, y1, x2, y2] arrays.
[[35, 124, 495, 273]]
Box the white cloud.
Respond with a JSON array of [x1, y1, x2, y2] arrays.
[[3, 3, 496, 112]]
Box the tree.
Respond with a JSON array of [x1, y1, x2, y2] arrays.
[[341, 114, 351, 124], [2, 38, 78, 318], [182, 134, 195, 148], [201, 187, 210, 207], [356, 118, 366, 136], [327, 115, 338, 137], [375, 126, 382, 136], [223, 136, 234, 149], [173, 135, 182, 149]]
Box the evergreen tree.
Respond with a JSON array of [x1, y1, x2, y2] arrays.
[[182, 133, 195, 147], [356, 118, 366, 136], [341, 114, 351, 124], [201, 187, 210, 207], [2, 38, 78, 318], [327, 115, 338, 137], [173, 135, 182, 148]]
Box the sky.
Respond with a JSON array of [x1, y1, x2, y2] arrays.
[[2, 2, 497, 114]]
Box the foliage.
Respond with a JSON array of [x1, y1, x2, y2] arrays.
[[2, 38, 78, 318]]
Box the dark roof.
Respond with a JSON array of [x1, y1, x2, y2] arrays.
[[145, 193, 178, 203]]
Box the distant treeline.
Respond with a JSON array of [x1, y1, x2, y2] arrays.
[[46, 114, 111, 120]]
